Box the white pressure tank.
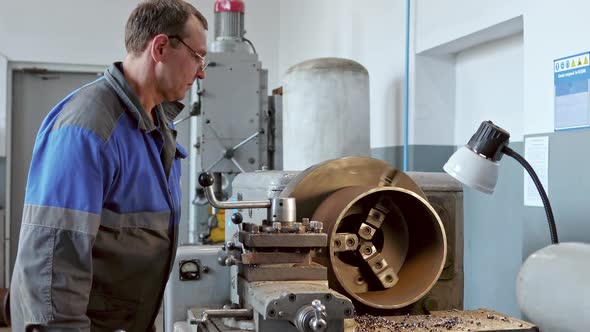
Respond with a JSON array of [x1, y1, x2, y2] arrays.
[[516, 242, 590, 332], [282, 58, 370, 170]]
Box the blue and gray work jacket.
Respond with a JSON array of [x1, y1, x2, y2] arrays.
[[10, 62, 187, 332]]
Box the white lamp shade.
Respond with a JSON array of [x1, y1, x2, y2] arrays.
[[443, 146, 499, 194]]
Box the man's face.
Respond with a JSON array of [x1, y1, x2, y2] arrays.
[[157, 16, 207, 102]]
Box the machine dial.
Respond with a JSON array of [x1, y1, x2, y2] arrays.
[[179, 259, 201, 281]]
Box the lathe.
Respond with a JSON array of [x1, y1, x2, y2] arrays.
[[164, 157, 538, 332]]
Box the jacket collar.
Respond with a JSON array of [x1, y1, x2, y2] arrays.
[[104, 62, 184, 132]]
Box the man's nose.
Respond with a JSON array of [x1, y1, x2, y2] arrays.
[[196, 69, 206, 80]]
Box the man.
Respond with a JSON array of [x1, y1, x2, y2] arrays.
[[10, 1, 208, 331]]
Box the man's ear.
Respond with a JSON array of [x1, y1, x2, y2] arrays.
[[150, 34, 169, 62]]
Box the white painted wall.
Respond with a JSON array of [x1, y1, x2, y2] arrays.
[[415, 0, 523, 54], [416, 0, 590, 143], [279, 0, 408, 148], [455, 33, 524, 145], [0, 53, 6, 157], [0, 1, 133, 65], [411, 54, 455, 145], [0, 1, 280, 86], [1, 0, 587, 151], [414, 0, 590, 321], [523, 0, 590, 135], [454, 33, 524, 317]]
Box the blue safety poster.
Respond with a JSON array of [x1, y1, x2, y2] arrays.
[[554, 52, 590, 130]]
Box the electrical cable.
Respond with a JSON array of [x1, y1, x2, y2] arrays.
[[503, 146, 559, 244], [243, 37, 257, 54]]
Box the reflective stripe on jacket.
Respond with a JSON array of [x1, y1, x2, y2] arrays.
[[10, 62, 187, 332]]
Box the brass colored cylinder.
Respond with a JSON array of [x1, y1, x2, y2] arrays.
[[312, 186, 446, 310], [280, 157, 447, 311]]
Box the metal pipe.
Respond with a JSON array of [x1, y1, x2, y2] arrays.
[[4, 62, 12, 287], [204, 185, 270, 210], [211, 172, 223, 215], [173, 114, 192, 126], [188, 81, 201, 244], [230, 157, 245, 173], [403, 0, 411, 172], [231, 130, 261, 152]]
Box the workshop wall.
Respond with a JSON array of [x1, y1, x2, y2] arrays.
[[455, 34, 525, 316], [454, 33, 524, 144], [413, 0, 590, 142], [414, 0, 523, 55], [0, 54, 6, 158], [412, 0, 590, 320], [522, 0, 590, 135], [0, 1, 281, 87], [278, 0, 408, 149]]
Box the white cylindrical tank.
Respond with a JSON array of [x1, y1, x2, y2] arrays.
[[282, 58, 370, 170], [516, 242, 590, 332]]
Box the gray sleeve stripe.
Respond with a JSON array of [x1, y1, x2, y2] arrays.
[[22, 204, 101, 235], [101, 208, 170, 230]]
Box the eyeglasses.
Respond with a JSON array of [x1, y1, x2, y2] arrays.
[[168, 35, 209, 72]]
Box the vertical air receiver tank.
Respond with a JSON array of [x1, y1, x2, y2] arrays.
[[282, 58, 371, 170]]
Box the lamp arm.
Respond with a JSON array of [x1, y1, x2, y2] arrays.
[[502, 146, 559, 244]]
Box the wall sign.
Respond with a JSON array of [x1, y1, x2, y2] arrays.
[[554, 52, 590, 131]]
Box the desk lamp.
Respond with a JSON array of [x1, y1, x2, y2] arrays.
[[443, 120, 589, 332]]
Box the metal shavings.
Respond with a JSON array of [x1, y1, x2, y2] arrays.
[[354, 313, 462, 331], [352, 310, 535, 331]]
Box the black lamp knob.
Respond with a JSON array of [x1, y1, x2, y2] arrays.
[[231, 213, 243, 225], [467, 121, 510, 162], [198, 172, 214, 187]]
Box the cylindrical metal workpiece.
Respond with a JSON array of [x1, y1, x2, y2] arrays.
[[268, 197, 297, 224]]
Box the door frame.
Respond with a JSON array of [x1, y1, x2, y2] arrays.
[[4, 61, 105, 286]]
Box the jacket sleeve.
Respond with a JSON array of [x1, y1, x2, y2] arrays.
[[10, 125, 115, 332]]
